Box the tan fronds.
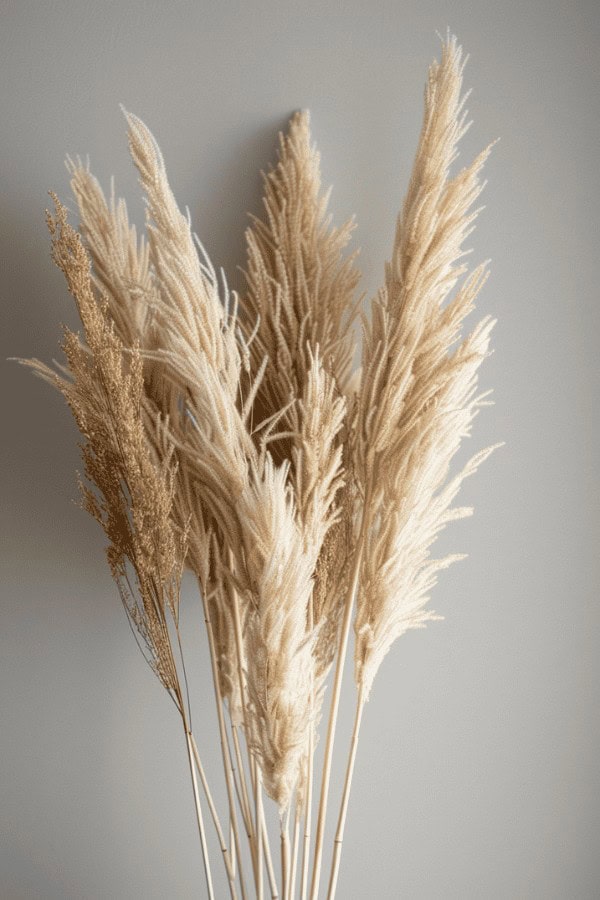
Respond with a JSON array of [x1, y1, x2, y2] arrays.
[[293, 349, 346, 562], [240, 457, 317, 810], [124, 112, 322, 805], [22, 197, 185, 696], [354, 34, 500, 699], [67, 159, 156, 350], [123, 112, 256, 704], [243, 115, 361, 804], [293, 350, 350, 682], [244, 110, 361, 429], [124, 110, 237, 375], [65, 143, 243, 715]]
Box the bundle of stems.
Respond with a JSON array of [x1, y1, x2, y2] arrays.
[[19, 34, 501, 898]]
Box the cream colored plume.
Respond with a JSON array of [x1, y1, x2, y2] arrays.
[[240, 457, 317, 809], [354, 34, 501, 699], [244, 109, 361, 433], [243, 111, 360, 812], [125, 111, 328, 809]]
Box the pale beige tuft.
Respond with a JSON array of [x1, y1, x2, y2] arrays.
[[354, 35, 501, 699]]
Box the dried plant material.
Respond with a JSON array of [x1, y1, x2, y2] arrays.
[[123, 112, 259, 730], [240, 457, 316, 809], [67, 160, 156, 350], [125, 111, 327, 813], [243, 113, 360, 668], [67, 146, 245, 714], [353, 36, 500, 700], [243, 109, 361, 438], [293, 352, 346, 665], [243, 111, 362, 818], [18, 33, 500, 898], [243, 112, 363, 805], [22, 197, 185, 696]]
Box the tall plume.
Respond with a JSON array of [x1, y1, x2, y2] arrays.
[[243, 109, 361, 437], [243, 111, 362, 807], [354, 35, 501, 699], [125, 112, 325, 809], [21, 198, 185, 699]]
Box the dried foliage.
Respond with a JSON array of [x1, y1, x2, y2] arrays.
[[23, 199, 185, 696], [353, 35, 502, 699], [19, 34, 500, 899]]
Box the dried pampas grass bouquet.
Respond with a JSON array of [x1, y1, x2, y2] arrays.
[[19, 33, 501, 899]]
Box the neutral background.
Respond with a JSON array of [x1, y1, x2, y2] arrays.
[[2, 1, 598, 897]]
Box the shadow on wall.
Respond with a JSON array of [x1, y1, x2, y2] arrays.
[[190, 112, 295, 297]]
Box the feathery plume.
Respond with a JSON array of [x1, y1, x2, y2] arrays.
[[67, 160, 156, 350], [125, 112, 324, 809], [243, 109, 361, 437], [22, 197, 185, 696], [354, 34, 500, 699], [241, 457, 317, 810], [243, 111, 361, 810], [243, 114, 360, 672]]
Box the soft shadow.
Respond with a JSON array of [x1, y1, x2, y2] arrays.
[[191, 113, 294, 296]]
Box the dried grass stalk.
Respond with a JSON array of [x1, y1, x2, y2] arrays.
[[243, 111, 360, 675], [22, 198, 186, 694], [243, 112, 361, 822], [124, 111, 329, 816], [354, 34, 501, 700]]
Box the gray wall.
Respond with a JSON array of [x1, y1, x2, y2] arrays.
[[2, 1, 598, 897]]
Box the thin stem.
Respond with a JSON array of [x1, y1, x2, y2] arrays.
[[232, 734, 260, 898], [183, 725, 215, 900], [175, 620, 194, 731], [189, 732, 238, 899], [230, 820, 236, 878], [231, 723, 254, 838], [173, 619, 234, 896], [255, 769, 264, 900], [262, 808, 280, 899], [229, 583, 261, 890], [309, 530, 366, 899], [289, 811, 301, 900], [232, 722, 280, 897], [326, 687, 366, 899], [230, 582, 278, 898], [280, 809, 291, 900], [247, 758, 260, 890], [299, 742, 313, 900], [300, 630, 315, 900], [198, 581, 248, 900]]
